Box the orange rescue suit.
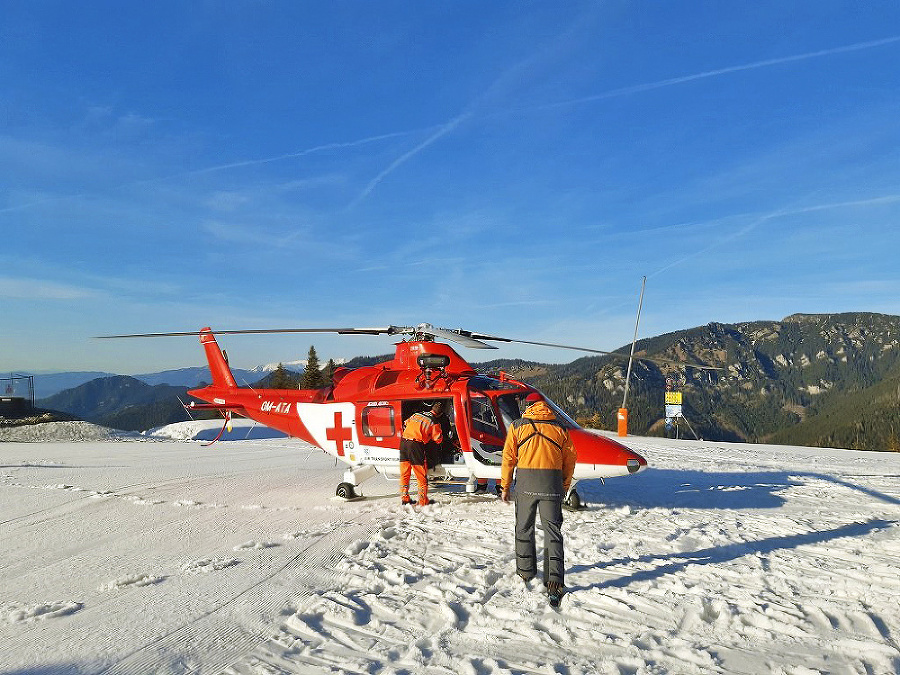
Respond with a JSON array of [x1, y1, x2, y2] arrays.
[[400, 411, 444, 464], [399, 410, 444, 505], [500, 401, 576, 494]]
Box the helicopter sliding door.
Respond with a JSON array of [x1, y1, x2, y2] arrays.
[[399, 398, 461, 468], [466, 379, 539, 469], [468, 391, 506, 467], [359, 403, 398, 442]]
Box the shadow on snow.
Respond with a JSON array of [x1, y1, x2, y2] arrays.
[[580, 467, 900, 510], [567, 518, 896, 592]]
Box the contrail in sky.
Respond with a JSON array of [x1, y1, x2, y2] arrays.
[[0, 129, 429, 214], [533, 35, 900, 111], [3, 35, 898, 216], [147, 129, 427, 181], [348, 113, 472, 208], [648, 193, 900, 279], [347, 23, 562, 208], [348, 34, 900, 205]]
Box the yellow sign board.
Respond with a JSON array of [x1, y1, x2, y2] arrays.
[[665, 391, 683, 404]]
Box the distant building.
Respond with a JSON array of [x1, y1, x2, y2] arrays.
[[0, 374, 34, 417]]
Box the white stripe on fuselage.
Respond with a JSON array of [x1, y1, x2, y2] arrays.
[[296, 402, 399, 467]]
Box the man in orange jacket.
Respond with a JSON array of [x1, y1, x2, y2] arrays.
[[500, 392, 576, 606], [399, 401, 444, 506]]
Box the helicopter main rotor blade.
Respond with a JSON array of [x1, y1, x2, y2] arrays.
[[97, 323, 718, 370], [456, 332, 720, 370], [416, 323, 497, 349], [96, 324, 500, 349], [96, 327, 399, 339]]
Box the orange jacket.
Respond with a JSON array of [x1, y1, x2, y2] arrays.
[[501, 401, 576, 492], [402, 411, 444, 445]]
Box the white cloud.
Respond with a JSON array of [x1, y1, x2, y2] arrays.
[[201, 219, 316, 251], [0, 276, 96, 300]]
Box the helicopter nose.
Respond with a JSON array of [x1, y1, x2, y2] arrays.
[[571, 429, 647, 473]]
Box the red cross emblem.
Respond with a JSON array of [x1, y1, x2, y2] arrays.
[[325, 410, 353, 456]]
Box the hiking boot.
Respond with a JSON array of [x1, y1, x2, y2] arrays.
[[546, 581, 564, 608], [517, 571, 534, 584], [418, 498, 435, 506], [401, 497, 413, 505]]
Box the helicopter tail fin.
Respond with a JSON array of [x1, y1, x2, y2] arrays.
[[200, 327, 238, 389]]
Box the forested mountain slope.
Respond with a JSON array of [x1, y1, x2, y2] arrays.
[[523, 312, 900, 450]]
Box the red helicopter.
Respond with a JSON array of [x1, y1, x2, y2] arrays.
[[103, 323, 673, 508]]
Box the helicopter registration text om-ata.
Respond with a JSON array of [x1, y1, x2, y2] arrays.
[[260, 401, 293, 414]]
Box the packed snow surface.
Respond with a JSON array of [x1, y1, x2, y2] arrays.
[[1, 421, 899, 674], [0, 421, 141, 443]]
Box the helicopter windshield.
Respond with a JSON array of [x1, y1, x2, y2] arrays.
[[496, 391, 579, 431], [540, 395, 579, 429], [469, 386, 579, 439], [496, 394, 522, 430]]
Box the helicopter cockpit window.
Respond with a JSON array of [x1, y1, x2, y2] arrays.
[[496, 394, 523, 430], [496, 391, 579, 430], [467, 375, 528, 392], [540, 396, 578, 429], [469, 393, 501, 436]]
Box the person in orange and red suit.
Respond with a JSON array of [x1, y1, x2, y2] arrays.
[[500, 392, 576, 606], [399, 400, 444, 506]]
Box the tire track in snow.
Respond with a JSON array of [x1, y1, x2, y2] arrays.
[[0, 470, 290, 584], [95, 511, 382, 675], [0, 466, 276, 528]]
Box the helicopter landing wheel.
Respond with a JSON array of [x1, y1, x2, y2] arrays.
[[564, 490, 583, 510], [336, 482, 357, 500]]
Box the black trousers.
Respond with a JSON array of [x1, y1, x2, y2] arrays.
[[399, 438, 426, 466], [514, 492, 565, 585]]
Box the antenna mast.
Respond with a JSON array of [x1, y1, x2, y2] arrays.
[[618, 276, 646, 436]]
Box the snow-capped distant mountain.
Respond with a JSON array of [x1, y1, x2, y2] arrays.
[[248, 360, 307, 374], [22, 366, 271, 398], [248, 358, 346, 373]]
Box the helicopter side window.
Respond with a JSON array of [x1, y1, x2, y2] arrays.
[[361, 405, 395, 438]]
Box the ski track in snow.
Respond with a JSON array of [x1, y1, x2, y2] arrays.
[[1, 425, 899, 674]]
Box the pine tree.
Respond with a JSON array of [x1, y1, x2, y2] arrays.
[[302, 346, 325, 389], [269, 363, 296, 389], [323, 358, 337, 387]]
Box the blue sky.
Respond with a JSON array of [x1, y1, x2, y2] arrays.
[[3, 2, 900, 374]]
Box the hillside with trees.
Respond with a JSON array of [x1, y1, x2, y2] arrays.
[[36, 376, 206, 431], [29, 314, 900, 451], [521, 313, 900, 451]]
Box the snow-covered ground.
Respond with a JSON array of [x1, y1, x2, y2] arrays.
[[147, 419, 288, 442], [1, 422, 899, 674], [0, 420, 142, 443]]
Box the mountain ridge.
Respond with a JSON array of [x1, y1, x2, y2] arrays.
[[523, 311, 900, 450], [19, 312, 900, 451]]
